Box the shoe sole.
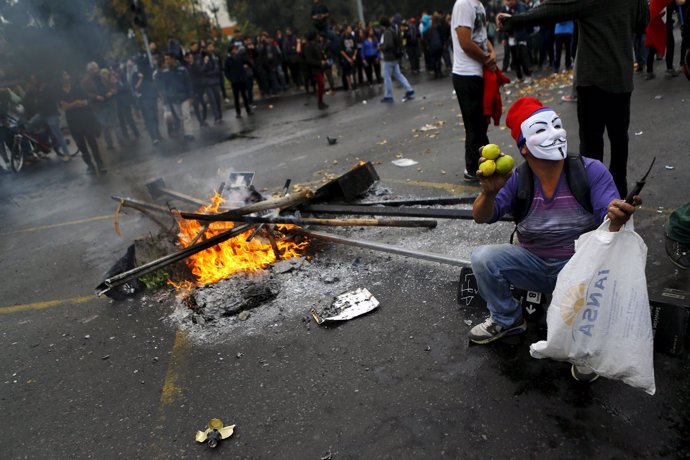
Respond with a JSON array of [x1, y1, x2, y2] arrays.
[[469, 325, 527, 344]]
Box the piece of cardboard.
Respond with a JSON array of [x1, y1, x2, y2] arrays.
[[457, 267, 546, 323], [649, 286, 690, 356]]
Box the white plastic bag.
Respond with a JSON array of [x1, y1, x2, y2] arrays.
[[530, 217, 656, 395]]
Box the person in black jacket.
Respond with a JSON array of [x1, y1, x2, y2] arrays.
[[303, 31, 329, 110], [224, 44, 253, 118], [202, 42, 224, 124]]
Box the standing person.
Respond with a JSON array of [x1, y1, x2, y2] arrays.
[[303, 31, 329, 110], [500, 0, 532, 83], [133, 51, 162, 145], [379, 16, 415, 103], [202, 42, 223, 124], [188, 42, 208, 126], [553, 20, 574, 73], [311, 0, 330, 35], [497, 0, 650, 197], [224, 44, 253, 118], [428, 13, 445, 79], [645, 0, 682, 79], [112, 69, 140, 142], [451, 0, 496, 183], [82, 62, 116, 150], [58, 70, 105, 175], [468, 97, 640, 383], [184, 51, 206, 128], [405, 18, 421, 74], [242, 37, 258, 106], [362, 28, 382, 85], [25, 76, 71, 157], [282, 28, 303, 88], [156, 53, 194, 141], [339, 24, 357, 91]]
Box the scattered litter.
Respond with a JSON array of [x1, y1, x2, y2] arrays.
[[376, 139, 388, 145], [238, 311, 251, 321], [268, 104, 274, 109], [392, 158, 418, 167], [195, 419, 235, 449], [320, 451, 333, 460], [101, 355, 110, 360], [464, 320, 473, 326], [665, 165, 675, 170], [84, 335, 91, 339], [362, 100, 367, 104], [635, 131, 643, 136], [327, 136, 338, 146], [657, 206, 665, 214], [654, 95, 663, 100], [310, 288, 380, 324]]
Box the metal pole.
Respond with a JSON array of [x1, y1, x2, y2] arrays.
[[141, 30, 155, 70], [95, 223, 253, 296], [355, 0, 364, 23], [294, 229, 471, 268]]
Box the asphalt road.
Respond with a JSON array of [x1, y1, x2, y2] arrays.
[[1, 65, 689, 459]]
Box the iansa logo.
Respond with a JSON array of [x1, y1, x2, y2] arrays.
[[560, 282, 585, 326]]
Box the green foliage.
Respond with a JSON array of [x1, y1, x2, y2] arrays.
[[225, 0, 460, 36], [138, 269, 172, 290]]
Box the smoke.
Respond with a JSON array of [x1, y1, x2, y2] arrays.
[[0, 0, 128, 84]]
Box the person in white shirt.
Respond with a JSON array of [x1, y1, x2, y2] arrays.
[[451, 0, 497, 182]]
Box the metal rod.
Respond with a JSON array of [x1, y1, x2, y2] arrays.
[[293, 229, 471, 268], [182, 214, 438, 228], [356, 196, 478, 207], [299, 204, 509, 221], [111, 195, 176, 214], [95, 223, 253, 295]]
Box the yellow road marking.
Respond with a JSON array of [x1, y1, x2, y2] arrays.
[[0, 295, 96, 315], [1, 215, 112, 235], [160, 328, 189, 406]]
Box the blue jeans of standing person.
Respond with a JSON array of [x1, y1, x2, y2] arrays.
[[471, 244, 569, 327], [382, 60, 413, 99], [44, 115, 69, 155], [97, 105, 116, 149]]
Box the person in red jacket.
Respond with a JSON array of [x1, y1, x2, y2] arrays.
[[645, 0, 683, 79]]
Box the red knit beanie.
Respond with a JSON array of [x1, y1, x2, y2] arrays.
[[505, 97, 550, 146]]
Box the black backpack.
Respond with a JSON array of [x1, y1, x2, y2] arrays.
[[392, 26, 404, 59], [510, 155, 592, 241]]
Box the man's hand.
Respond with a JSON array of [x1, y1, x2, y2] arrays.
[[607, 196, 642, 232], [496, 13, 511, 30], [477, 156, 511, 194], [483, 50, 497, 71]]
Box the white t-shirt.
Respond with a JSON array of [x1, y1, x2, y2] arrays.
[[451, 0, 488, 77]]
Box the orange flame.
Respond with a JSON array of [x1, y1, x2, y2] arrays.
[[172, 192, 308, 287]]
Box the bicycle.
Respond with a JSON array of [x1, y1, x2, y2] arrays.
[[2, 115, 79, 172]]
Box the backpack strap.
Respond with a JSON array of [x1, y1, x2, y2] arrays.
[[510, 161, 534, 244], [564, 155, 593, 215], [513, 161, 534, 225]]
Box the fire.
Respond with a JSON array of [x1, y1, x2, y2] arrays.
[[172, 192, 308, 287]]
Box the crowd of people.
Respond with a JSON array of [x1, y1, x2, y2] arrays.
[[1, 0, 688, 176]]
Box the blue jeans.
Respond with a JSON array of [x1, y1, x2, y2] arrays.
[[382, 60, 413, 99], [471, 244, 569, 327], [44, 115, 69, 154]]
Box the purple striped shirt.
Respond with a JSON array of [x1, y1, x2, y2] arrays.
[[490, 157, 620, 258]]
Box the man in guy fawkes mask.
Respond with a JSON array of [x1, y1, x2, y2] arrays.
[[467, 97, 642, 381]]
